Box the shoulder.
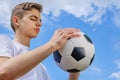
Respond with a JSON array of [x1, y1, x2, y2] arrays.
[[0, 34, 13, 49], [0, 34, 14, 57], [0, 34, 12, 42]]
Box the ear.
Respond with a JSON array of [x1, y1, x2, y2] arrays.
[[12, 16, 20, 26]]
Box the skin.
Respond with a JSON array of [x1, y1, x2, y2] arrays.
[[0, 8, 80, 80]]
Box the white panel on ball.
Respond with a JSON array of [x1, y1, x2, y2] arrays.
[[60, 56, 77, 70], [77, 57, 91, 71], [85, 43, 95, 59], [59, 40, 74, 56]]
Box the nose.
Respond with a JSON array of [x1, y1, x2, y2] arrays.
[[36, 20, 42, 27]]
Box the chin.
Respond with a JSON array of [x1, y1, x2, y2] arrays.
[[28, 32, 39, 38], [32, 35, 38, 38], [30, 34, 38, 38]]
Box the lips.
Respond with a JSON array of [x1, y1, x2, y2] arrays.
[[34, 28, 40, 32]]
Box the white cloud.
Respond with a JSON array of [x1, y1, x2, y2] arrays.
[[110, 71, 120, 80], [0, 0, 11, 29], [109, 60, 120, 80], [114, 12, 120, 28], [0, 0, 120, 29], [40, 0, 120, 25], [40, 0, 106, 25], [90, 66, 101, 73]]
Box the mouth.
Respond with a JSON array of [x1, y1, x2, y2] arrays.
[[34, 28, 40, 32]]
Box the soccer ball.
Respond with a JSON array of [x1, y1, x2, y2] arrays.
[[53, 32, 95, 73]]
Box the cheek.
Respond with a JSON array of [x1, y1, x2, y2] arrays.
[[20, 20, 32, 29], [19, 19, 36, 33], [25, 21, 36, 29], [19, 23, 31, 33]]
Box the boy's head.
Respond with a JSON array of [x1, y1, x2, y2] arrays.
[[11, 2, 43, 32]]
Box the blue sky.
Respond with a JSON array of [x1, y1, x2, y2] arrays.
[[0, 0, 120, 80]]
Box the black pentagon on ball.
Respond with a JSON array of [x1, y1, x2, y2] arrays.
[[89, 54, 95, 65], [83, 34, 93, 44], [53, 50, 62, 63], [71, 47, 85, 61], [67, 69, 80, 73]]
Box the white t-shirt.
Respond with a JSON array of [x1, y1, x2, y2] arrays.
[[0, 34, 50, 80]]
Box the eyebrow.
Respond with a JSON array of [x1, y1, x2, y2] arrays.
[[29, 15, 38, 19]]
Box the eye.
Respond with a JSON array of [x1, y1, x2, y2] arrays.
[[30, 17, 37, 21], [40, 19, 42, 22]]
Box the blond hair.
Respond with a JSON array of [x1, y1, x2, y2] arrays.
[[11, 2, 43, 32]]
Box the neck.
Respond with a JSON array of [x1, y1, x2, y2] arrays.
[[13, 33, 31, 47]]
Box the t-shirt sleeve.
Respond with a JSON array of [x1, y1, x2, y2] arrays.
[[0, 35, 13, 57]]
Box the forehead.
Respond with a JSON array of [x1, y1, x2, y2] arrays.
[[24, 8, 41, 18]]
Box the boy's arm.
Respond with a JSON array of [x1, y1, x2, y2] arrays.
[[0, 42, 55, 80], [0, 28, 80, 80], [69, 72, 80, 80]]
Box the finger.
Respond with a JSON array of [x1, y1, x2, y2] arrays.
[[62, 28, 80, 33], [59, 29, 80, 36], [60, 32, 81, 40], [67, 33, 81, 39]]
